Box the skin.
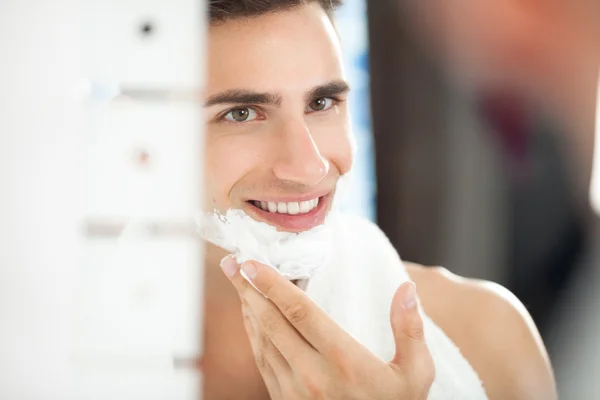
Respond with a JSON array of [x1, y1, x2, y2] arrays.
[[407, 263, 556, 400], [201, 3, 557, 399]]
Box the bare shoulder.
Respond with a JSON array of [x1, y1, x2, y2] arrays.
[[406, 262, 556, 400]]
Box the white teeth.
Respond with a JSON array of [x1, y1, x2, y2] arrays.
[[277, 202, 287, 213], [287, 202, 300, 215], [268, 202, 277, 213], [299, 200, 311, 213], [255, 197, 320, 215]]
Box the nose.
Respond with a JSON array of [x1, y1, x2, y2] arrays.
[[272, 120, 329, 186]]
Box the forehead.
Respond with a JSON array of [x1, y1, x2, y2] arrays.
[[206, 3, 344, 96]]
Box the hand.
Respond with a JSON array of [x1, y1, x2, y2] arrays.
[[220, 257, 435, 400]]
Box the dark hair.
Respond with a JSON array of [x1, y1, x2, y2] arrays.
[[208, 0, 343, 24]]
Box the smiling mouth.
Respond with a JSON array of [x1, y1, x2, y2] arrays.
[[244, 194, 330, 232], [249, 198, 320, 215]]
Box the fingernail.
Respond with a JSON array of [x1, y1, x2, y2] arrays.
[[242, 262, 258, 280], [220, 256, 239, 278], [403, 282, 417, 310]]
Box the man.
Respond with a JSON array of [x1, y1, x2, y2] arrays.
[[201, 1, 556, 399]]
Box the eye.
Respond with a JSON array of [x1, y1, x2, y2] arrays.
[[223, 107, 258, 122], [307, 97, 334, 112]]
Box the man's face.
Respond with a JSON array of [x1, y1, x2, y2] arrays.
[[204, 3, 353, 233]]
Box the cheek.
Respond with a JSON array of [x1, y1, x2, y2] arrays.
[[204, 140, 241, 210], [203, 130, 270, 210], [203, 157, 228, 211], [311, 115, 354, 175]]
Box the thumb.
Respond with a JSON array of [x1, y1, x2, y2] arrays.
[[389, 281, 428, 367]]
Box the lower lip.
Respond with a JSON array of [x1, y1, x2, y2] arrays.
[[244, 195, 331, 232]]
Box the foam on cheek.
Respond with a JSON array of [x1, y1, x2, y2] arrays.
[[197, 208, 333, 280]]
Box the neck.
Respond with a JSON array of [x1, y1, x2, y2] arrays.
[[203, 241, 240, 307], [204, 241, 230, 270]]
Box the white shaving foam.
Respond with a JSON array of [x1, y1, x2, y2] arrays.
[[198, 208, 333, 279], [197, 175, 351, 280]]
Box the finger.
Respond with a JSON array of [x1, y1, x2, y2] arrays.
[[220, 255, 263, 298], [388, 282, 435, 383], [240, 260, 354, 357], [242, 304, 292, 374], [246, 282, 322, 368], [220, 255, 243, 289], [221, 256, 317, 367], [220, 256, 271, 299], [249, 342, 282, 398], [241, 307, 284, 398]]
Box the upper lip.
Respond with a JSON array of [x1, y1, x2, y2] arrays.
[[247, 189, 331, 203]]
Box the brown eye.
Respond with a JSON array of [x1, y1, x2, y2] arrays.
[[224, 107, 258, 122], [307, 97, 334, 112]]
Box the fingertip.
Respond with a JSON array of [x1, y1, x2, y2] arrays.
[[403, 281, 417, 310], [390, 281, 424, 338], [240, 262, 271, 298], [391, 281, 418, 316], [220, 255, 240, 278], [390, 282, 429, 367], [241, 261, 259, 280]]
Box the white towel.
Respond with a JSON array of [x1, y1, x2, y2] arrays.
[[306, 213, 488, 399]]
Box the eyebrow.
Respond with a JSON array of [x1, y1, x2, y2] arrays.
[[203, 80, 351, 108], [305, 80, 351, 102], [204, 89, 282, 107]]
